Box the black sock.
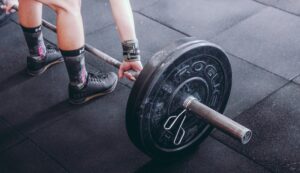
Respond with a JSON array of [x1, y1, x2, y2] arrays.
[[21, 25, 47, 60], [60, 47, 87, 88]]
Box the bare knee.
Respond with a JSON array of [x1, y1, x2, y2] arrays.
[[41, 0, 82, 16]]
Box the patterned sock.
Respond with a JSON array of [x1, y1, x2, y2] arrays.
[[21, 25, 47, 60], [60, 47, 87, 89]]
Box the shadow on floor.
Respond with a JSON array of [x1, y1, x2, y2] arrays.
[[0, 100, 85, 139], [0, 68, 31, 94]]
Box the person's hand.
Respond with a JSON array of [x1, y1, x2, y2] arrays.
[[118, 60, 143, 81], [0, 0, 18, 14]]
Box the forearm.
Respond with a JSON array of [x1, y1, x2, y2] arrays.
[[109, 0, 137, 42]]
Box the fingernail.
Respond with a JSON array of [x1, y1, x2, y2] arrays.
[[130, 77, 136, 81]]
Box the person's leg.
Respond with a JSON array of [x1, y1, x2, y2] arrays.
[[109, 0, 136, 42], [19, 0, 45, 57], [43, 0, 87, 88], [25, 0, 117, 103], [19, 0, 63, 75]]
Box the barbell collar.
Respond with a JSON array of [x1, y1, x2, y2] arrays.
[[183, 96, 252, 144]]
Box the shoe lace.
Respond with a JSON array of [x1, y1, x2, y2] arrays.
[[90, 72, 108, 83], [45, 44, 59, 54]]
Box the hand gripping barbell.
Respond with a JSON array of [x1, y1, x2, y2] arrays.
[[20, 14, 252, 160]]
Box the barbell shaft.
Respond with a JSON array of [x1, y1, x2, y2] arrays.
[[183, 96, 252, 144], [42, 20, 122, 69]]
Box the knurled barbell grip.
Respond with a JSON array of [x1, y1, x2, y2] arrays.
[[183, 96, 252, 144]]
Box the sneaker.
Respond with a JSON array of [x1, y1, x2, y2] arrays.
[[69, 72, 118, 104], [27, 44, 64, 76]]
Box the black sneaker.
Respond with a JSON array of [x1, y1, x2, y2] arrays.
[[27, 44, 64, 76], [69, 72, 118, 104]]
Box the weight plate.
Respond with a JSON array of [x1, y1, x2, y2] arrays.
[[126, 38, 232, 160], [126, 37, 205, 152]]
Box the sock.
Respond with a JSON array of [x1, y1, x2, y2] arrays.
[[21, 25, 47, 60], [60, 47, 88, 88]]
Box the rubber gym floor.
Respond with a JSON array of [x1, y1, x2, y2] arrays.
[[0, 0, 299, 173]]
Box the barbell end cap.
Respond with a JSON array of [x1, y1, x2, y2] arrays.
[[182, 96, 197, 109], [241, 130, 252, 144]]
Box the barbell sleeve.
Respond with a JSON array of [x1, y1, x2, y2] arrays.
[[183, 96, 252, 144]]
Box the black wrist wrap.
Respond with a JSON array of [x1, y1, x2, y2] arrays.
[[122, 40, 141, 62]]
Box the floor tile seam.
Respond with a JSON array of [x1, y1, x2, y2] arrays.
[[226, 52, 292, 82], [0, 137, 28, 155], [291, 80, 300, 87], [208, 5, 268, 41], [0, 117, 70, 172], [27, 138, 72, 173], [252, 0, 300, 18], [9, 17, 18, 25], [135, 11, 190, 37], [291, 74, 300, 81], [209, 80, 292, 169], [84, 23, 115, 36], [210, 134, 274, 173], [233, 80, 291, 120]]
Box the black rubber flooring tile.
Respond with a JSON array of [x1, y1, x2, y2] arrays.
[[224, 55, 287, 118], [0, 63, 70, 134], [0, 22, 28, 82], [212, 82, 300, 173], [213, 7, 300, 80], [30, 84, 152, 173], [85, 12, 185, 86], [135, 137, 270, 173], [29, 83, 268, 173], [0, 118, 25, 153], [0, 23, 70, 133], [0, 57, 107, 135], [0, 140, 68, 173], [293, 76, 300, 85], [255, 0, 300, 15], [131, 0, 160, 11], [140, 0, 265, 39]]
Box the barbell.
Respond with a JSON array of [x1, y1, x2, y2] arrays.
[[42, 19, 252, 160], [11, 7, 252, 160]]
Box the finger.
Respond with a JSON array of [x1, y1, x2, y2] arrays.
[[0, 5, 6, 9], [133, 64, 143, 72], [6, 4, 13, 13], [124, 71, 136, 81], [118, 67, 124, 79], [10, 9, 16, 13]]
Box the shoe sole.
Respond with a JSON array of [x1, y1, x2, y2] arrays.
[[27, 58, 64, 76], [69, 78, 118, 105]]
